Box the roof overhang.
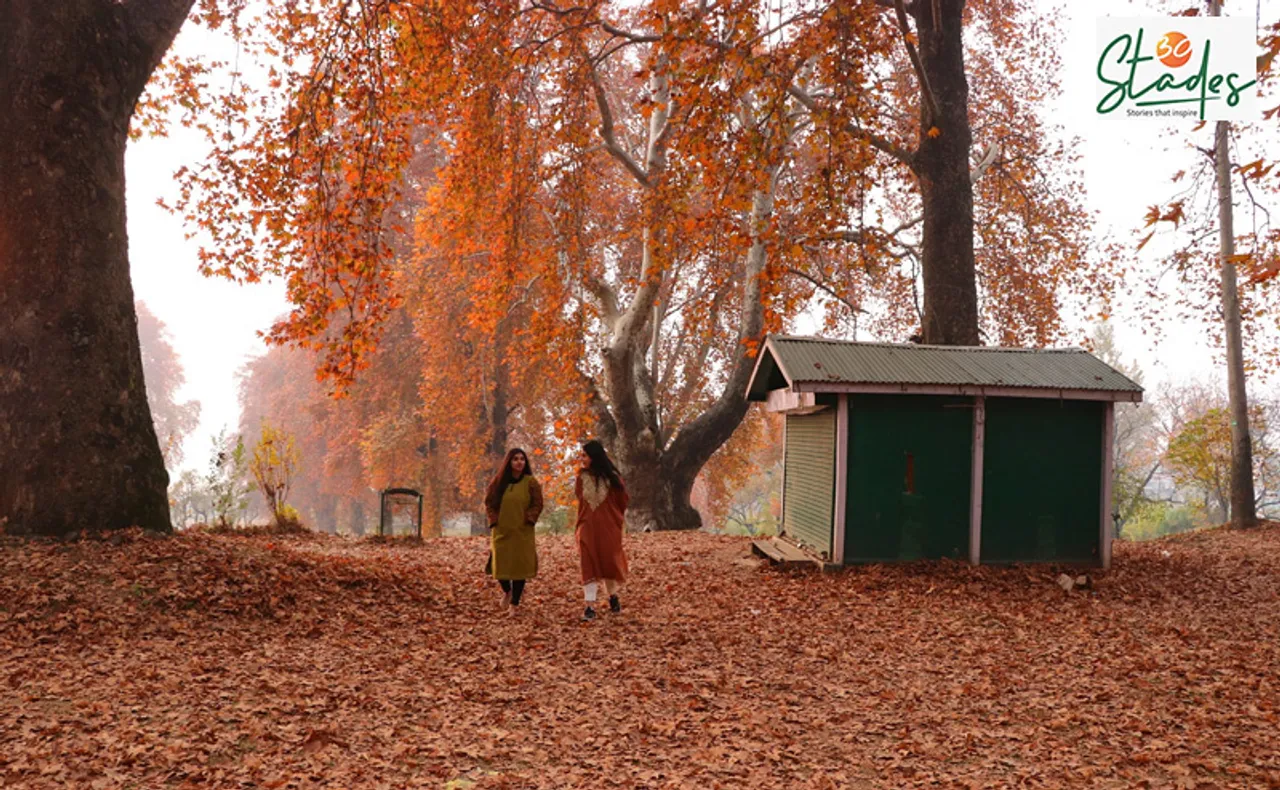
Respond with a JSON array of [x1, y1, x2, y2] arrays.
[[789, 381, 1143, 403], [746, 337, 792, 402], [747, 335, 1145, 404]]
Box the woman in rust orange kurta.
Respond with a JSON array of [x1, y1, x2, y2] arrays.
[[574, 440, 629, 621]]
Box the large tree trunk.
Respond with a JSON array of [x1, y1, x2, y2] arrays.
[[588, 51, 779, 532], [0, 0, 194, 536], [621, 463, 702, 532], [608, 181, 775, 532], [914, 0, 980, 346]]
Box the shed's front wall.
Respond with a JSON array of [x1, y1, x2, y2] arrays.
[[979, 398, 1104, 565], [843, 395, 972, 563], [783, 408, 836, 558]]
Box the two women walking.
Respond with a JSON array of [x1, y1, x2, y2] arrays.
[[483, 440, 629, 621]]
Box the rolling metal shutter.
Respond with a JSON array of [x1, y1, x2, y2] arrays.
[[784, 410, 835, 557]]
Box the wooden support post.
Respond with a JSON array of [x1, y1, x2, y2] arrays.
[[1101, 401, 1115, 570], [832, 394, 849, 565], [780, 414, 789, 538], [969, 396, 986, 565]]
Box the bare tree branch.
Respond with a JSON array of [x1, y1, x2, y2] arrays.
[[891, 0, 939, 127], [786, 84, 916, 169], [590, 70, 652, 188], [601, 20, 661, 43], [785, 267, 868, 319], [971, 141, 1001, 183]]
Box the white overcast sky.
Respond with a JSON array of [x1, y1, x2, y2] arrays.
[[125, 0, 1279, 475]]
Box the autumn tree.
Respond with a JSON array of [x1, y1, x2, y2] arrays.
[[136, 301, 202, 469], [203, 427, 250, 527], [236, 310, 473, 537], [406, 108, 574, 508], [163, 0, 1106, 530], [348, 309, 461, 538], [711, 411, 784, 535], [206, 428, 251, 528], [0, 0, 198, 536], [249, 419, 301, 527], [238, 343, 374, 534], [1137, 5, 1280, 528], [1165, 400, 1280, 523], [842, 0, 983, 345]]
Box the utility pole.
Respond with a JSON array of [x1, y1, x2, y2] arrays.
[[1209, 0, 1257, 527]]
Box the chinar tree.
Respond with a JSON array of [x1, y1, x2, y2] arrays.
[[0, 0, 198, 536], [162, 0, 1105, 530]]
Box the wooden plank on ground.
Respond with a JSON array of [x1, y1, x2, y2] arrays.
[[751, 538, 785, 563], [751, 537, 821, 569]]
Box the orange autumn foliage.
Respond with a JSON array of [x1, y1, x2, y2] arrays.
[[151, 0, 1111, 528]]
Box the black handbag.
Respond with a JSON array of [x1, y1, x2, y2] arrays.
[[483, 550, 493, 575]]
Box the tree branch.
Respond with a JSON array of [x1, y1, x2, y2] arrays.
[[786, 84, 916, 169], [494, 275, 543, 331], [577, 368, 618, 446], [971, 141, 1001, 184], [891, 0, 940, 127], [583, 271, 621, 330], [813, 214, 924, 247], [785, 268, 868, 318], [668, 287, 724, 417], [609, 53, 670, 350], [590, 70, 652, 188], [873, 0, 919, 11], [1120, 460, 1164, 526], [120, 0, 199, 100], [668, 165, 779, 475], [601, 20, 661, 43]]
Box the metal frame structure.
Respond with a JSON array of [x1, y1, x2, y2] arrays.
[[379, 487, 424, 538]]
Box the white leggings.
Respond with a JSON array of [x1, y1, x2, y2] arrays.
[[584, 579, 619, 602]]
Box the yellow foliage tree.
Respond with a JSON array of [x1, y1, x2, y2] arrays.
[[1165, 404, 1278, 524], [250, 419, 302, 528]]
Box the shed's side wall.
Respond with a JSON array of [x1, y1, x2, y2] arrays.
[[783, 409, 835, 558], [980, 398, 1103, 564], [844, 395, 972, 562]]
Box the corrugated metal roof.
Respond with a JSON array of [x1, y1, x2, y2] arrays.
[[759, 335, 1144, 393]]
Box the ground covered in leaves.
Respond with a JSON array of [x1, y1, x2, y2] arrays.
[[3, 525, 1280, 789]]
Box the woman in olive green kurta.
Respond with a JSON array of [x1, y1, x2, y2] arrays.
[[484, 448, 543, 615]]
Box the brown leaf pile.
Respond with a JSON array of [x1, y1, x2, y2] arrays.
[[3, 525, 1279, 789]]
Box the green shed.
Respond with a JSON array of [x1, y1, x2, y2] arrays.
[[746, 336, 1143, 569]]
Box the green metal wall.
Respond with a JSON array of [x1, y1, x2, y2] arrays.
[[844, 395, 972, 562], [784, 409, 836, 557], [980, 398, 1103, 564]]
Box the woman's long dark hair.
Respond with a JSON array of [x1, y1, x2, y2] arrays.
[[485, 447, 532, 510], [582, 440, 622, 488]]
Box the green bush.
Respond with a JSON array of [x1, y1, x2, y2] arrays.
[[535, 507, 573, 535], [1122, 501, 1206, 541]]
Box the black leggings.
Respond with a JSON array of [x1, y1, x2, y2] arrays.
[[498, 579, 526, 606]]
